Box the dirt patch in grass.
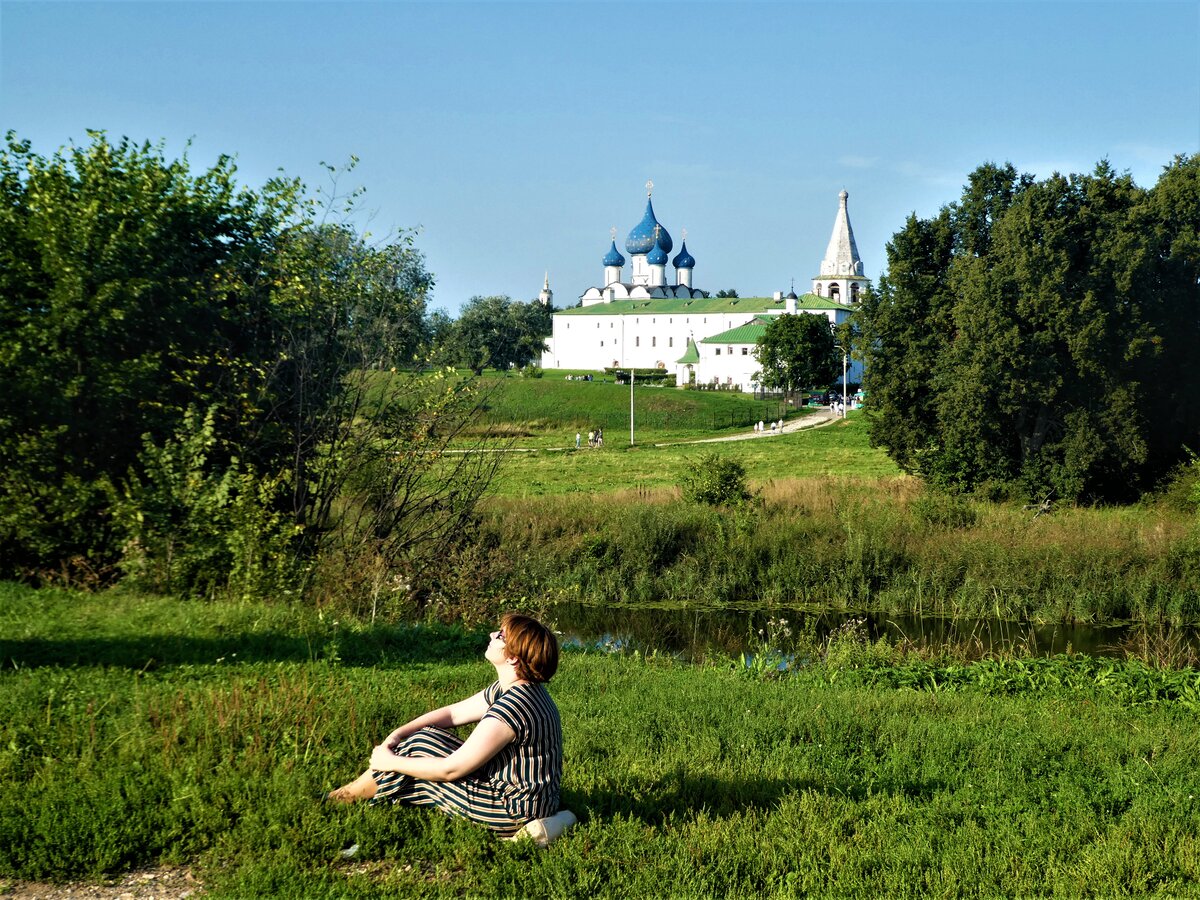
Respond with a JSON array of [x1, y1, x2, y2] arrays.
[[0, 867, 202, 900]]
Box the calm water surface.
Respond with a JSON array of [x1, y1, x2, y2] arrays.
[[549, 603, 1200, 662]]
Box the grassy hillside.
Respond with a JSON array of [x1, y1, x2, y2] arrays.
[[486, 412, 900, 496], [474, 370, 805, 446]]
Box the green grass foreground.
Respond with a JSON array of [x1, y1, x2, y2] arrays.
[[3, 587, 1199, 897]]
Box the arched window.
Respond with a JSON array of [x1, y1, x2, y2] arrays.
[[829, 283, 841, 301], [850, 283, 860, 303]]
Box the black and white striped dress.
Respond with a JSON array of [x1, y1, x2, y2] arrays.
[[370, 680, 562, 835]]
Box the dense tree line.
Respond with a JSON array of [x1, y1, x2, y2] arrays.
[[859, 156, 1200, 502], [449, 294, 552, 374], [0, 132, 501, 609]]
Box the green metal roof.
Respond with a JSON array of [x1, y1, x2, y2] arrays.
[[555, 292, 851, 317], [675, 337, 700, 364], [701, 317, 773, 345]]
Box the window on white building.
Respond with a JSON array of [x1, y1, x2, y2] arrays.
[[669, 337, 674, 347], [742, 347, 748, 355], [652, 337, 656, 347], [636, 337, 640, 347], [715, 348, 721, 356]]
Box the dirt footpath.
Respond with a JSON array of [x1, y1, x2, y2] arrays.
[[653, 407, 839, 446], [1, 868, 202, 900]]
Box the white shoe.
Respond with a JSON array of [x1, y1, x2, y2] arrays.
[[504, 809, 578, 848]]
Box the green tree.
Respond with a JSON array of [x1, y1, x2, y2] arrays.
[[753, 313, 837, 397], [0, 134, 500, 608], [0, 131, 293, 578], [452, 295, 551, 375], [859, 156, 1200, 502], [715, 288, 739, 299]]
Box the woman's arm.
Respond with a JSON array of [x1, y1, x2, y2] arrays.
[[371, 716, 516, 782], [381, 689, 491, 749]]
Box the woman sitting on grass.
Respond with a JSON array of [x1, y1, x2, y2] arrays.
[[328, 613, 562, 839]]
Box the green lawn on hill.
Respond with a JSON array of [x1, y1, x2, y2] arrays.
[[456, 369, 895, 496]]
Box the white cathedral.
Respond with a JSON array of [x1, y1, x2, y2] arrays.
[[540, 183, 868, 392]]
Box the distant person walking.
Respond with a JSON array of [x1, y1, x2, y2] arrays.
[[575, 432, 581, 449]]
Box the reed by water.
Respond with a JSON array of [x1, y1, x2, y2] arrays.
[[454, 476, 1200, 627]]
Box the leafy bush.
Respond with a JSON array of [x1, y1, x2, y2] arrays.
[[680, 453, 754, 507]]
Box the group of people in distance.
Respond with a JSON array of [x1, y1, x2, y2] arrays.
[[754, 419, 785, 434], [327, 613, 570, 843]]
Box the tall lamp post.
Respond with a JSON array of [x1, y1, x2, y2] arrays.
[[629, 367, 635, 445], [834, 344, 848, 419]]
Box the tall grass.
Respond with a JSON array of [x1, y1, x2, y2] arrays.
[[2, 589, 1198, 897], [454, 475, 1200, 626]]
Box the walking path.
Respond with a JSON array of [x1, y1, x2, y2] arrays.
[[448, 408, 845, 453], [652, 407, 840, 447]]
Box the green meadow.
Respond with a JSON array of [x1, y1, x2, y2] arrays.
[[5, 374, 1200, 897], [473, 371, 808, 448], [3, 585, 1199, 898], [425, 380, 1198, 627]]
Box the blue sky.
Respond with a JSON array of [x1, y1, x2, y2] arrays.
[[2, 1, 1197, 315]]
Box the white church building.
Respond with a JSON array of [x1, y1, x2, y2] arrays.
[[540, 185, 867, 392]]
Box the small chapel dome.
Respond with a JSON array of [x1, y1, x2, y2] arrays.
[[786, 289, 798, 300], [626, 198, 673, 255], [602, 240, 626, 267], [672, 242, 695, 270], [647, 243, 669, 266]]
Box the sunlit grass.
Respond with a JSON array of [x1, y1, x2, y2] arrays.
[[2, 589, 1198, 897], [488, 413, 901, 497]]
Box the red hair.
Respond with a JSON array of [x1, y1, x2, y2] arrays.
[[501, 613, 559, 683]]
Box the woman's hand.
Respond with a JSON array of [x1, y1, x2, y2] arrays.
[[366, 718, 517, 782], [370, 743, 401, 772]]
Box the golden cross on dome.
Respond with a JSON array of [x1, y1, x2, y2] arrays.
[[610, 226, 617, 241], [682, 228, 688, 241], [645, 179, 654, 197], [653, 224, 661, 241]]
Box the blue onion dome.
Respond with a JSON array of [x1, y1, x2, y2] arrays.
[[672, 241, 695, 269], [602, 240, 626, 267], [626, 198, 673, 255], [647, 244, 669, 265]]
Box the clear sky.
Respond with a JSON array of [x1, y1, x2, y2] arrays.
[[3, 1, 1198, 315]]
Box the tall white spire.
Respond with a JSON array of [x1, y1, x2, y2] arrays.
[[538, 271, 553, 306], [820, 190, 863, 278], [813, 190, 868, 303]]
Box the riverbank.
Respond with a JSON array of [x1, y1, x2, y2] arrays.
[[2, 588, 1198, 898]]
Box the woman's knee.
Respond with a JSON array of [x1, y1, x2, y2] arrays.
[[394, 726, 459, 758]]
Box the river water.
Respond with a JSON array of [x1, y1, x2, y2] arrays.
[[548, 603, 1200, 662]]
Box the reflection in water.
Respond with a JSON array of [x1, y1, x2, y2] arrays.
[[548, 603, 1199, 663]]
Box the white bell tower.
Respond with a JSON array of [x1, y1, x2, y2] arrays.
[[812, 190, 868, 304]]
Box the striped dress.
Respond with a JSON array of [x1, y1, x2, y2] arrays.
[[370, 681, 562, 836]]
